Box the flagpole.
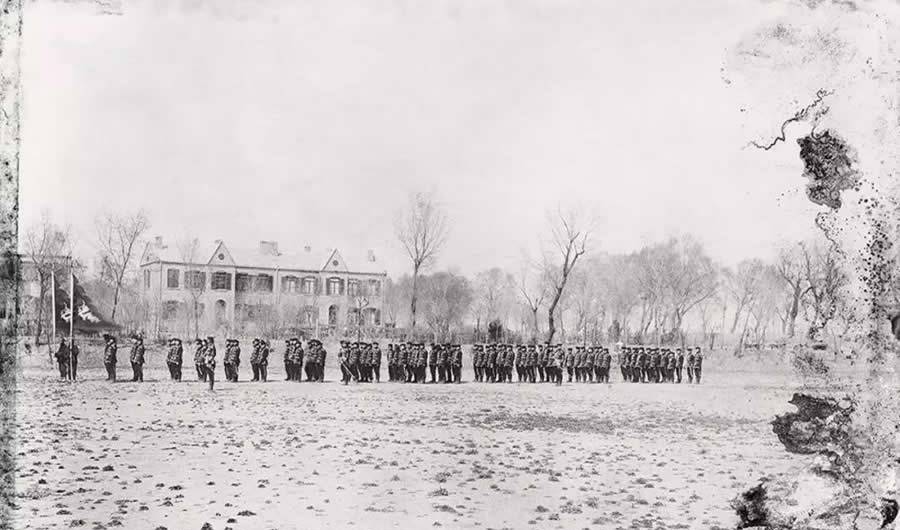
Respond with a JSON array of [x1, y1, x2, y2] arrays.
[[69, 260, 75, 381], [51, 269, 56, 351]]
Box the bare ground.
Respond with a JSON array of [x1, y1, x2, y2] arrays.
[[7, 351, 816, 530]]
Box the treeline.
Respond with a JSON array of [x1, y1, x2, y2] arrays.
[[385, 233, 852, 350]]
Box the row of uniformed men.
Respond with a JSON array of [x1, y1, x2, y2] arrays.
[[618, 346, 704, 383], [158, 336, 329, 388], [383, 343, 464, 384], [470, 344, 614, 384]]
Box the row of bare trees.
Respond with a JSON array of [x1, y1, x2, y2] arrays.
[[392, 192, 852, 348], [23, 210, 150, 345]]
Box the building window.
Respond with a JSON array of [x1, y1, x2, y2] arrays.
[[254, 274, 273, 292], [348, 280, 359, 297], [144, 269, 151, 289], [326, 277, 344, 296], [167, 269, 180, 289], [162, 300, 180, 320], [302, 306, 317, 327], [235, 273, 251, 292], [348, 307, 360, 325], [328, 305, 339, 326], [185, 270, 206, 290], [367, 279, 381, 296], [211, 272, 232, 291], [301, 277, 316, 295], [281, 275, 300, 293]]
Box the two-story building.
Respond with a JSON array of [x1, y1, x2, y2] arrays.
[[139, 238, 387, 337]]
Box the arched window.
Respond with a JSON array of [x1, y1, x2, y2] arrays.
[[328, 305, 339, 326], [214, 299, 227, 325]]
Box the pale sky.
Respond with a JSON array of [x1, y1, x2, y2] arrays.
[[19, 0, 822, 276]]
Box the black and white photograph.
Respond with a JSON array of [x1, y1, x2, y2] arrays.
[[0, 1, 898, 529]]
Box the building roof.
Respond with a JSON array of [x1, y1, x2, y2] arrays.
[[140, 238, 385, 275]]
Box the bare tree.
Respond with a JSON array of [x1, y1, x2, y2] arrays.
[[724, 259, 766, 333], [22, 213, 70, 348], [95, 210, 150, 321], [177, 236, 205, 338], [420, 271, 473, 342], [775, 242, 808, 338], [800, 241, 847, 341], [395, 192, 449, 334], [473, 267, 516, 341], [517, 256, 546, 342], [542, 208, 591, 345]]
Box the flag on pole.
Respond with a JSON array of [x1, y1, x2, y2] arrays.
[[54, 274, 119, 332]]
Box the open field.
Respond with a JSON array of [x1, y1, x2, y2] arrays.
[[5, 347, 832, 530]]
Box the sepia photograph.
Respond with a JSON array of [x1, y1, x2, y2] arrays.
[[0, 1, 898, 529]]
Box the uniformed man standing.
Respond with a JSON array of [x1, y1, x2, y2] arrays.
[[168, 338, 183, 381], [339, 342, 351, 384], [194, 338, 206, 382], [249, 339, 260, 381], [686, 348, 695, 383], [675, 348, 684, 384], [203, 337, 216, 390], [103, 334, 118, 382], [283, 338, 294, 381], [692, 347, 704, 384], [55, 338, 69, 380], [130, 335, 145, 382], [372, 342, 382, 383], [260, 339, 270, 382]]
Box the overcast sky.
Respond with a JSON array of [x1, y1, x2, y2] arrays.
[[19, 0, 823, 276]]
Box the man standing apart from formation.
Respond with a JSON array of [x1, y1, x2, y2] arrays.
[[55, 338, 69, 380], [103, 334, 117, 382], [130, 335, 145, 382]]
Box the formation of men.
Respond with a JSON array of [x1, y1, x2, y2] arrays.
[[63, 337, 708, 387], [383, 343, 462, 384], [618, 346, 704, 384]]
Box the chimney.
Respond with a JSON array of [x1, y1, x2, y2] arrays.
[[259, 240, 279, 256], [367, 249, 376, 262], [304, 245, 311, 253], [154, 236, 163, 247]]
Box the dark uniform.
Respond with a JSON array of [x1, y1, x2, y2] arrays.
[[686, 349, 695, 383], [55, 339, 70, 380], [167, 338, 183, 381], [203, 337, 216, 390], [194, 339, 206, 381], [225, 339, 241, 382], [472, 345, 482, 382], [692, 347, 703, 384], [371, 342, 382, 383], [130, 336, 145, 382], [103, 334, 118, 382], [675, 348, 684, 384], [69, 341, 79, 381], [284, 339, 294, 381], [600, 348, 611, 383]]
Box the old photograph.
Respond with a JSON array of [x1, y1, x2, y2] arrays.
[[1, 1, 898, 529]]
